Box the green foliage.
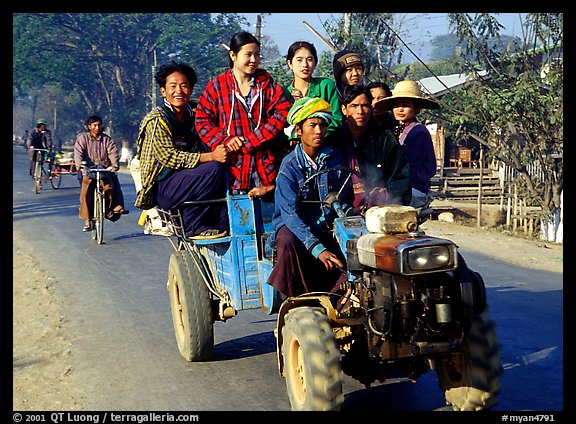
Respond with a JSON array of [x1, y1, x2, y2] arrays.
[[439, 13, 563, 212], [316, 51, 336, 79], [13, 13, 247, 146], [391, 58, 463, 82], [267, 60, 292, 89]]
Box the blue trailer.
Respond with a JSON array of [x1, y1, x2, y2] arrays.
[[159, 193, 283, 361]]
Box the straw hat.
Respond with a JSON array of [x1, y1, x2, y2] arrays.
[[374, 80, 439, 111]]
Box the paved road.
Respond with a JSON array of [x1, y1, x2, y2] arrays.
[[13, 145, 563, 412]]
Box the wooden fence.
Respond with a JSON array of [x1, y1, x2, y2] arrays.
[[498, 161, 554, 238]]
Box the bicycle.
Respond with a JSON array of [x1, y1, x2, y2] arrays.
[[82, 164, 114, 244], [31, 148, 61, 193]]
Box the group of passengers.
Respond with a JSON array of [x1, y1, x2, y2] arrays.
[[71, 31, 440, 299]]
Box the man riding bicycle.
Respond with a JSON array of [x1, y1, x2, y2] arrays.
[[74, 115, 128, 232], [27, 119, 53, 177]]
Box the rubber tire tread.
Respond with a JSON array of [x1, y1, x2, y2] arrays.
[[436, 307, 503, 411], [34, 161, 42, 193], [167, 251, 214, 362], [93, 190, 104, 244], [282, 307, 343, 411]]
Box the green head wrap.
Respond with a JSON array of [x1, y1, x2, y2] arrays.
[[287, 97, 333, 126]]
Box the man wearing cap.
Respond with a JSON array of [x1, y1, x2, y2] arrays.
[[376, 79, 439, 208], [266, 97, 352, 299], [332, 49, 365, 101], [27, 119, 53, 177]]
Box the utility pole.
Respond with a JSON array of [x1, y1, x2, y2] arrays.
[[255, 15, 262, 42]]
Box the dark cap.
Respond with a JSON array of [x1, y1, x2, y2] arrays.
[[332, 50, 364, 83]]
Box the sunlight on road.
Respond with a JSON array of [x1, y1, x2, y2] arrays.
[[502, 346, 558, 370]]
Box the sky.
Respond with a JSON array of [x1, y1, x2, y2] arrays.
[[240, 13, 527, 62]]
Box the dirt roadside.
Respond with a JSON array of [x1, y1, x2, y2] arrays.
[[12, 219, 563, 411], [13, 230, 86, 411]]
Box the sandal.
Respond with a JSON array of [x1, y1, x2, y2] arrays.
[[82, 223, 92, 232], [113, 206, 130, 215], [188, 229, 228, 240]]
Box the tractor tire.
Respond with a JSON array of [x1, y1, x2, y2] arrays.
[[435, 306, 503, 411], [282, 306, 343, 411], [167, 251, 214, 362]]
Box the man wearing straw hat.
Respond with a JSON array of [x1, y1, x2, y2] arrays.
[[374, 79, 440, 208]]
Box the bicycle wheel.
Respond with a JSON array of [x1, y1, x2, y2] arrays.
[[42, 166, 50, 184], [49, 164, 62, 189], [33, 160, 42, 194], [93, 188, 105, 244]]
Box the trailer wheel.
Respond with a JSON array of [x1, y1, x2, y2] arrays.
[[282, 306, 343, 411], [436, 307, 503, 411], [167, 251, 214, 361]]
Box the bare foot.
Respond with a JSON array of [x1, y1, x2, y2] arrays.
[[248, 185, 275, 199]]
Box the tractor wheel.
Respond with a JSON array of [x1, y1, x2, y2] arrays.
[[282, 306, 343, 411], [435, 307, 503, 411], [167, 251, 214, 361]]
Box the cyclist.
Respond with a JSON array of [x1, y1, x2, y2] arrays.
[[27, 119, 53, 177], [74, 115, 128, 232]]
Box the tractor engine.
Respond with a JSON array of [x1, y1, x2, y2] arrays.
[[344, 206, 486, 360]]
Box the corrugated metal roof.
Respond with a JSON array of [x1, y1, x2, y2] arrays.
[[418, 70, 489, 98]]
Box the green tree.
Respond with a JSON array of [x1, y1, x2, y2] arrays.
[[392, 57, 463, 82], [429, 33, 521, 62], [440, 13, 562, 228], [13, 13, 246, 147]]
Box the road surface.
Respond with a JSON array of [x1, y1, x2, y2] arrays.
[[12, 145, 563, 412]]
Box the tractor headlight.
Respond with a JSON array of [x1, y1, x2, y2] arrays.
[[356, 233, 458, 276], [402, 244, 457, 274], [408, 246, 452, 270]]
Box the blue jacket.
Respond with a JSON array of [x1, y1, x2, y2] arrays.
[[272, 143, 352, 258]]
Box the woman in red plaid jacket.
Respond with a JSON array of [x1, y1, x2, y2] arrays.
[[195, 31, 292, 199]]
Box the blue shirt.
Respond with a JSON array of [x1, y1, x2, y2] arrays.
[[272, 143, 352, 257]]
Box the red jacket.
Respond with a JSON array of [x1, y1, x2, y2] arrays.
[[195, 68, 291, 190]]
